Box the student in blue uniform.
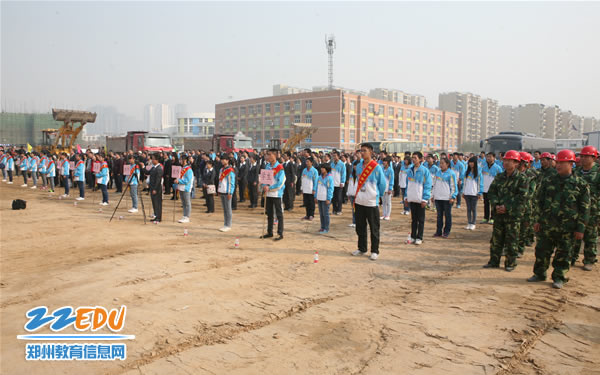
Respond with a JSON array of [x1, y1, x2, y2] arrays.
[[405, 152, 433, 245], [301, 157, 318, 221], [432, 157, 458, 238], [463, 157, 484, 230], [314, 163, 334, 233], [126, 155, 140, 213], [20, 153, 29, 187], [74, 153, 86, 200], [60, 153, 71, 197], [95, 154, 110, 205], [381, 157, 395, 220]]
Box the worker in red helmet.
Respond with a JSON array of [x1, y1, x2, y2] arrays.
[[516, 152, 539, 257], [484, 150, 529, 271], [537, 152, 557, 185], [528, 149, 590, 289], [572, 145, 599, 270]]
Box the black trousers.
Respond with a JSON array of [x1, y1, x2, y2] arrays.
[[303, 193, 315, 217], [248, 183, 258, 207], [238, 180, 247, 202], [266, 197, 284, 236], [342, 182, 349, 203], [355, 204, 380, 254], [151, 186, 163, 221], [86, 171, 94, 188], [483, 192, 491, 221], [115, 174, 123, 192], [332, 186, 343, 213], [164, 177, 172, 195], [205, 194, 215, 213], [409, 202, 426, 240], [284, 184, 294, 210], [231, 185, 238, 209]]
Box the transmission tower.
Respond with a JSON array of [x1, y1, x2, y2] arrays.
[[325, 34, 336, 89]]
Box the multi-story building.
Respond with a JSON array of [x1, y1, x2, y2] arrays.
[[498, 105, 516, 132], [368, 88, 427, 108], [170, 112, 215, 136], [215, 89, 460, 152], [583, 117, 600, 133], [438, 92, 485, 146], [481, 98, 499, 139], [272, 84, 310, 96]]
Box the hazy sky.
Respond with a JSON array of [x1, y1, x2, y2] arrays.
[[2, 1, 599, 120]]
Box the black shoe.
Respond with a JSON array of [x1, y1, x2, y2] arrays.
[[170, 197, 175, 200], [527, 275, 545, 282], [260, 233, 273, 239], [483, 263, 499, 269], [274, 235, 284, 241], [516, 253, 523, 259], [204, 211, 210, 213], [505, 266, 515, 272], [570, 259, 576, 266], [552, 280, 564, 289]]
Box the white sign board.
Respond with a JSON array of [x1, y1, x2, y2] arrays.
[[123, 164, 131, 176], [92, 162, 101, 173], [259, 169, 274, 185], [69, 161, 75, 170], [171, 166, 182, 179]]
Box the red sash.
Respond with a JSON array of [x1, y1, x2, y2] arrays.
[[355, 160, 378, 196], [272, 163, 284, 176], [180, 166, 191, 179], [129, 164, 139, 176], [100, 162, 108, 171], [219, 167, 234, 182], [76, 160, 84, 168]]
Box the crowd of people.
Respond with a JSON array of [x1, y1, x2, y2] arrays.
[[0, 143, 597, 289]]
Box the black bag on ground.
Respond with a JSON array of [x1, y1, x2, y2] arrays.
[[12, 199, 26, 210]]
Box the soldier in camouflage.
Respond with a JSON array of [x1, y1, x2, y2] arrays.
[[484, 150, 529, 271], [537, 152, 557, 185], [571, 146, 599, 271], [517, 152, 539, 256], [528, 149, 590, 289]]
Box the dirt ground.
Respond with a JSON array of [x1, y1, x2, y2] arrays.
[[1, 183, 599, 375]]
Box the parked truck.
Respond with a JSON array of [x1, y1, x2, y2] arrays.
[[106, 131, 173, 153], [182, 132, 253, 153]]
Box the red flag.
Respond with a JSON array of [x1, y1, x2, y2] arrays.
[[77, 144, 82, 154]]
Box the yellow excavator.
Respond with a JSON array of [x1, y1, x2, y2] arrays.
[[40, 109, 97, 153], [281, 123, 318, 153]]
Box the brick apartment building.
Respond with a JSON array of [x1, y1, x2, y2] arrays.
[[215, 89, 460, 152]]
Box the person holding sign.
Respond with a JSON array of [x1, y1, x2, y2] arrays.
[[351, 143, 387, 261], [95, 154, 110, 205], [217, 157, 236, 232], [301, 158, 318, 221], [74, 153, 86, 200], [260, 149, 286, 241], [175, 157, 194, 223], [202, 159, 216, 213], [126, 155, 140, 213]]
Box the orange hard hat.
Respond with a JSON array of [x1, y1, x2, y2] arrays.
[[556, 149, 576, 163]]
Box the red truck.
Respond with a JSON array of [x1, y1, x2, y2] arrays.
[[106, 131, 173, 153], [186, 132, 253, 153]]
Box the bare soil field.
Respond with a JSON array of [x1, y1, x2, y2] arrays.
[[1, 183, 598, 375]]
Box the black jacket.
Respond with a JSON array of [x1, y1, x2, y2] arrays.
[[203, 167, 216, 186], [284, 161, 296, 186], [149, 164, 163, 191], [238, 161, 249, 182], [247, 162, 259, 184]]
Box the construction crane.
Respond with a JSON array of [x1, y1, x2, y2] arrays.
[[47, 109, 97, 153], [282, 123, 318, 153]]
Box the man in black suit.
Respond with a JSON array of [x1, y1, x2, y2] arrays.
[[283, 151, 296, 211], [237, 155, 248, 203], [342, 154, 352, 203], [149, 153, 163, 223], [247, 155, 259, 208]]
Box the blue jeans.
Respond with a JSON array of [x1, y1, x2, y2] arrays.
[[63, 175, 70, 195], [130, 184, 138, 209], [180, 190, 191, 217], [77, 181, 85, 198], [456, 183, 463, 206], [318, 200, 330, 231], [435, 200, 452, 236], [99, 183, 108, 203], [220, 194, 232, 227]]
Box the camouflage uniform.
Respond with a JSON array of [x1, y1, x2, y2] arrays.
[[572, 163, 599, 265], [533, 172, 590, 282], [537, 166, 557, 184], [487, 169, 529, 268], [518, 168, 539, 253]]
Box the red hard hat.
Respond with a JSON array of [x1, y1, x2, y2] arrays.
[[540, 152, 552, 159], [580, 145, 598, 157], [550, 154, 556, 161], [504, 150, 521, 161], [556, 149, 576, 163]]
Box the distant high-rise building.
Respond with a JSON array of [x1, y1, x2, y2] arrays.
[[144, 104, 178, 132], [498, 105, 516, 132], [368, 88, 427, 108], [481, 98, 499, 139], [273, 84, 310, 96], [439, 92, 489, 146]]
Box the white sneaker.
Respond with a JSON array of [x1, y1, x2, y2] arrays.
[[348, 223, 356, 227], [380, 216, 384, 220], [128, 208, 138, 213], [465, 225, 471, 230], [384, 216, 390, 221], [21, 184, 27, 187], [369, 253, 379, 261], [415, 239, 423, 245], [404, 211, 410, 215], [7, 181, 13, 184], [31, 186, 37, 189], [471, 224, 476, 230], [76, 197, 84, 201], [405, 237, 414, 244], [351, 250, 365, 256], [219, 226, 231, 232], [101, 202, 109, 206], [1, 179, 6, 182], [178, 217, 190, 223]]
